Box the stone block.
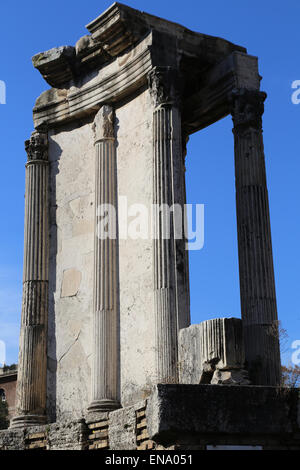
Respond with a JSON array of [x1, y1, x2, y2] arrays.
[[179, 318, 247, 384], [0, 429, 25, 450], [109, 406, 137, 450], [47, 419, 88, 450], [61, 268, 82, 298], [147, 384, 300, 448]]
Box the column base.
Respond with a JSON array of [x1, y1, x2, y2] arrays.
[[88, 399, 120, 414], [10, 414, 47, 429]]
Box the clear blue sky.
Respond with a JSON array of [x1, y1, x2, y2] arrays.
[[0, 0, 299, 366]]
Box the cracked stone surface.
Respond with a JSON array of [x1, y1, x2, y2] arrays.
[[117, 89, 156, 406], [46, 89, 157, 418], [47, 119, 94, 421]]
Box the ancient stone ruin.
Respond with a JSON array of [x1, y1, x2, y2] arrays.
[[1, 3, 299, 450]]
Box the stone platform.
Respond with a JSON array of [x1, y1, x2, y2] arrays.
[[1, 385, 299, 450]]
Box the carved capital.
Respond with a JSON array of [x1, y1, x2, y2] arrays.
[[148, 67, 180, 108], [25, 131, 48, 162], [230, 88, 267, 132], [93, 105, 114, 142]]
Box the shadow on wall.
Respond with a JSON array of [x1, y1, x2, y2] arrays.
[[47, 135, 61, 423]]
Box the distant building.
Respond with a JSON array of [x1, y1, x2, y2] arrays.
[[0, 365, 17, 421]]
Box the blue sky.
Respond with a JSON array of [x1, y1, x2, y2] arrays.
[[0, 0, 299, 366]]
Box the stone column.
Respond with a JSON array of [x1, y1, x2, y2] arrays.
[[88, 105, 120, 413], [149, 67, 188, 383], [11, 131, 49, 428], [231, 88, 281, 385]]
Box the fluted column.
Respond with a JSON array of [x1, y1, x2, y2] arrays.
[[149, 67, 188, 383], [231, 88, 281, 385], [88, 105, 120, 413], [11, 131, 49, 428]]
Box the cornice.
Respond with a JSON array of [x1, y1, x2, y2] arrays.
[[32, 3, 245, 90], [33, 34, 153, 129], [31, 3, 249, 131]]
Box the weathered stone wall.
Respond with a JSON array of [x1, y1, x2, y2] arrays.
[[47, 118, 95, 421], [47, 88, 155, 419], [116, 88, 156, 406]]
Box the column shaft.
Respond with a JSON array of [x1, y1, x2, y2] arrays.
[[232, 89, 281, 385], [11, 131, 49, 428], [153, 106, 178, 382], [88, 106, 120, 413], [149, 67, 189, 383]]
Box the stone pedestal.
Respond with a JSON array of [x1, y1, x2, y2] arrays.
[[231, 89, 281, 385], [11, 132, 49, 428], [88, 106, 120, 413]]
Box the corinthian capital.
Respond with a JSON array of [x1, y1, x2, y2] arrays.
[[93, 105, 115, 143], [230, 88, 267, 131], [25, 131, 48, 162], [148, 66, 180, 108]]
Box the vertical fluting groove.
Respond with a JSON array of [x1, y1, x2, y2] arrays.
[[11, 132, 49, 428], [197, 319, 244, 369], [89, 105, 120, 413], [232, 90, 281, 385]]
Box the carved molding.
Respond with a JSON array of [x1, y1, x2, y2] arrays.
[[93, 105, 114, 142], [33, 35, 153, 129], [25, 131, 48, 162], [148, 67, 180, 108], [230, 88, 266, 131], [33, 3, 244, 89], [32, 37, 252, 133]]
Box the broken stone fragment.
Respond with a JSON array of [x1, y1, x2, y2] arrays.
[[179, 318, 250, 385], [199, 359, 219, 384], [75, 35, 93, 56], [211, 369, 251, 386], [32, 46, 76, 88]]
